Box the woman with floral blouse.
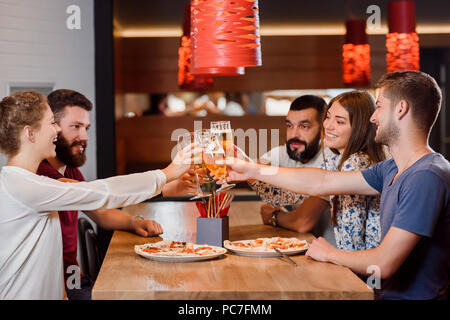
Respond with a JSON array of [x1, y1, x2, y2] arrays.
[[253, 91, 386, 251]]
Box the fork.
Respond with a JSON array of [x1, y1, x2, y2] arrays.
[[273, 247, 297, 267]]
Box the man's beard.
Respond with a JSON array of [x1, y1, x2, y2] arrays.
[[55, 135, 87, 168], [375, 118, 400, 146], [286, 134, 321, 164]]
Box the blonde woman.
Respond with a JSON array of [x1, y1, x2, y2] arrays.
[[0, 91, 194, 299]]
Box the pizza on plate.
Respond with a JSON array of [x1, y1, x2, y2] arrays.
[[224, 237, 308, 252], [135, 240, 226, 257]]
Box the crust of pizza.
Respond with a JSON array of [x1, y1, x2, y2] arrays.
[[135, 240, 226, 257], [224, 237, 308, 252]]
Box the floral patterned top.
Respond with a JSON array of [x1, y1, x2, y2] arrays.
[[321, 152, 381, 250], [250, 151, 381, 251], [250, 147, 333, 211], [249, 180, 308, 212]]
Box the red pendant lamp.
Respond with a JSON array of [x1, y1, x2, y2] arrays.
[[386, 0, 419, 72], [182, 4, 244, 77], [178, 5, 214, 90], [343, 19, 370, 86], [191, 65, 245, 76], [191, 0, 262, 69]]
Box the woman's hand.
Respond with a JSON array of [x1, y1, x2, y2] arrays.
[[162, 142, 200, 182], [162, 168, 199, 196]]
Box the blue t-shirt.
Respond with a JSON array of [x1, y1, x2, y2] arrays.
[[361, 153, 450, 300]]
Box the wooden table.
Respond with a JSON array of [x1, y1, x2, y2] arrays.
[[92, 201, 373, 300]]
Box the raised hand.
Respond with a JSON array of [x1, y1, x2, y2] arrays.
[[163, 142, 201, 182], [162, 168, 200, 196], [231, 144, 255, 163], [214, 157, 260, 182]]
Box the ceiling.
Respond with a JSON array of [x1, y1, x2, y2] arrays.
[[114, 0, 450, 37]]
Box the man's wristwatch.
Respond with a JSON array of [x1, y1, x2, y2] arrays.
[[269, 209, 281, 227], [129, 215, 144, 229]]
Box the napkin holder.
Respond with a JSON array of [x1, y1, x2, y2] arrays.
[[196, 216, 229, 247]]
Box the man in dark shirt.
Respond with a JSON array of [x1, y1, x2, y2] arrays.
[[37, 89, 195, 300], [221, 71, 449, 299]]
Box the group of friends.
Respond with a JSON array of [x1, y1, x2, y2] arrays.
[[0, 70, 448, 300]]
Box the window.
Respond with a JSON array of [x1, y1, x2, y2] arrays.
[[7, 82, 55, 96]]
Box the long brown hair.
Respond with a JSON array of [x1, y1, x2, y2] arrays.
[[323, 91, 385, 225]]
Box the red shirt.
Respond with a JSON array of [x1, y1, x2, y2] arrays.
[[37, 160, 85, 279]]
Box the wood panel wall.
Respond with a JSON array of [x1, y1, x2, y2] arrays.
[[115, 34, 450, 93], [116, 115, 287, 174]]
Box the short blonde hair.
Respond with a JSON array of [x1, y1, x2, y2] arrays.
[[0, 91, 47, 156]]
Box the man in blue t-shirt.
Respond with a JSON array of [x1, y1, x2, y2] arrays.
[[221, 71, 449, 299]]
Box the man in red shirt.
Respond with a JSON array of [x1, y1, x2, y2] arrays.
[[37, 89, 196, 300]]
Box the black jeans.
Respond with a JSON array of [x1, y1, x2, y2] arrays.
[[66, 276, 92, 300]]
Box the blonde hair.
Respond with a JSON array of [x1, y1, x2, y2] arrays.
[[0, 91, 47, 156]]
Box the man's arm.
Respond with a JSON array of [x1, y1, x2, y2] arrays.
[[260, 197, 330, 233], [83, 209, 163, 237], [307, 169, 445, 279], [57, 177, 79, 183], [306, 227, 421, 279], [221, 159, 379, 197], [56, 178, 163, 236]]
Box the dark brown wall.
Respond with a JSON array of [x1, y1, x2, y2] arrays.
[[116, 115, 287, 174], [115, 34, 450, 93]]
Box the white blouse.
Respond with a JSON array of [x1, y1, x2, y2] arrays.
[[0, 166, 166, 300]]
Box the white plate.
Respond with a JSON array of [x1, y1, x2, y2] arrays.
[[135, 243, 227, 263], [223, 239, 308, 257]]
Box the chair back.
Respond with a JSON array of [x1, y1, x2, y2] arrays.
[[77, 218, 94, 278], [85, 228, 103, 282]]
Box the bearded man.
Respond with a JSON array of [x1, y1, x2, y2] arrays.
[[251, 95, 335, 245]]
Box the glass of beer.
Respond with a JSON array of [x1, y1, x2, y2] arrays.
[[177, 132, 199, 197], [210, 121, 233, 156], [189, 129, 218, 200], [210, 121, 236, 191]]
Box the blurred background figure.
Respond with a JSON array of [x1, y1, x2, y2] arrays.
[[144, 93, 188, 117], [223, 92, 249, 116], [187, 92, 221, 116]]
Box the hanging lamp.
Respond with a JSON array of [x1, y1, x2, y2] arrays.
[[178, 4, 214, 90], [191, 0, 262, 69], [190, 65, 245, 76], [386, 0, 419, 72], [343, 19, 370, 86]]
